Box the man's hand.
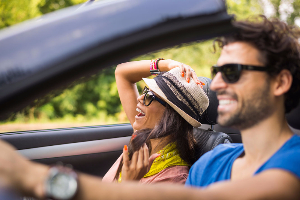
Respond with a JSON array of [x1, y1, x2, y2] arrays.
[[0, 139, 29, 189], [0, 139, 48, 199], [121, 144, 159, 181]]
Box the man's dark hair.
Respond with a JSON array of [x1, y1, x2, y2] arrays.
[[215, 15, 300, 113]]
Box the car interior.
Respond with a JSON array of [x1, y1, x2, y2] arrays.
[[0, 1, 299, 198]]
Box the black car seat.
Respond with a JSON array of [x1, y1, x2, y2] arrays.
[[287, 101, 300, 135], [193, 77, 233, 159]]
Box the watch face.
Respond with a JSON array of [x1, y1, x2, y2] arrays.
[[47, 168, 78, 200]]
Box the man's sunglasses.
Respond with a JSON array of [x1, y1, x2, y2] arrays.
[[142, 86, 166, 107], [211, 64, 269, 83]]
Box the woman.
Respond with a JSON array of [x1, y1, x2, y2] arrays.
[[102, 59, 209, 184]]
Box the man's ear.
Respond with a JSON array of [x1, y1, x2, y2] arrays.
[[273, 69, 293, 96]]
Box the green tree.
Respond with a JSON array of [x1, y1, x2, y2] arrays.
[[0, 0, 40, 28], [36, 67, 122, 121], [38, 0, 76, 14], [270, 0, 300, 25], [226, 0, 263, 20]]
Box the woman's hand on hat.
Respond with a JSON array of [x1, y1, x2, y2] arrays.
[[121, 144, 160, 181], [166, 60, 205, 86]]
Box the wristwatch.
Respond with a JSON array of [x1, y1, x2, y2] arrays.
[[45, 165, 78, 200]]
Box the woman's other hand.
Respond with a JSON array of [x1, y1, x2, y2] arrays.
[[121, 144, 159, 181], [163, 59, 205, 86]]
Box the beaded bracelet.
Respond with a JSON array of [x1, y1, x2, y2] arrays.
[[150, 58, 164, 75], [150, 59, 156, 70]]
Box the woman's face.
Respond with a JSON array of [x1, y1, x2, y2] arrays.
[[133, 90, 166, 131]]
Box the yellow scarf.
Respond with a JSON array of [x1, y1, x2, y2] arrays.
[[118, 142, 189, 182]]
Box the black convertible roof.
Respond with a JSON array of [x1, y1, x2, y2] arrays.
[[0, 0, 234, 120]]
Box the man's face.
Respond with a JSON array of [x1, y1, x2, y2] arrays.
[[210, 42, 275, 130]]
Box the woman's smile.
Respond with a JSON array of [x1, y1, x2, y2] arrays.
[[136, 107, 145, 117]]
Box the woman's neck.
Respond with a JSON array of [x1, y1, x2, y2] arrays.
[[149, 135, 172, 155]]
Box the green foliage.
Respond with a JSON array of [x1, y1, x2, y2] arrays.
[[38, 0, 76, 14], [0, 0, 40, 28], [226, 0, 263, 20], [134, 40, 220, 79], [270, 0, 281, 18], [35, 68, 121, 121], [0, 0, 86, 29], [285, 0, 300, 25], [268, 0, 300, 25]]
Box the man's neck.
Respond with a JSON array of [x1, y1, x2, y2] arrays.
[[240, 111, 293, 164], [231, 108, 294, 181]]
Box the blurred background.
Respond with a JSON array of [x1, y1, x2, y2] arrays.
[[0, 0, 299, 132]]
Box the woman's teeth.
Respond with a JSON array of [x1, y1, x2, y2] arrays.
[[136, 108, 145, 116]]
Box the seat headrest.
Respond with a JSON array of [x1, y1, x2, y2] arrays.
[[287, 101, 300, 129], [193, 128, 232, 159], [198, 77, 218, 125]]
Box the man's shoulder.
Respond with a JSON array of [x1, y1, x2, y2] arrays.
[[207, 143, 243, 157], [192, 143, 243, 167], [277, 134, 300, 155], [213, 143, 243, 152], [186, 143, 244, 187], [256, 134, 300, 178], [276, 134, 300, 158], [289, 134, 300, 145]]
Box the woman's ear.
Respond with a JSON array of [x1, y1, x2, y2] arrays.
[[273, 69, 293, 96]]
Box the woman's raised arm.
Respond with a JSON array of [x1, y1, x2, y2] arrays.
[[115, 60, 202, 129]]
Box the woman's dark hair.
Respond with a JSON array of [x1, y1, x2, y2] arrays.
[[115, 104, 195, 179], [214, 15, 300, 113]]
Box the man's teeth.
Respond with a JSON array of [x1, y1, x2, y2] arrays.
[[136, 108, 145, 115], [219, 100, 236, 105]]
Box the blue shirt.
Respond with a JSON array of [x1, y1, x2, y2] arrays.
[[186, 134, 300, 187]]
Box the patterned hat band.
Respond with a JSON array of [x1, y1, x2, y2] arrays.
[[155, 75, 201, 121]]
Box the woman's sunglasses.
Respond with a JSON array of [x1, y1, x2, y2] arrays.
[[211, 64, 269, 83], [142, 86, 166, 107]]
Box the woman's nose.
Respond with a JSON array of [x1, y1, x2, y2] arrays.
[[137, 94, 144, 103], [210, 72, 228, 92]]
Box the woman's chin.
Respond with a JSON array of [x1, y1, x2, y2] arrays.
[[133, 122, 154, 131], [132, 122, 141, 131]]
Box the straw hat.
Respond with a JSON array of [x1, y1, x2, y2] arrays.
[[143, 67, 209, 127]]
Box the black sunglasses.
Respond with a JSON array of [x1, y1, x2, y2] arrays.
[[142, 86, 166, 107], [211, 64, 270, 83]]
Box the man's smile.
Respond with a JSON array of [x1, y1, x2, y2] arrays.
[[218, 99, 238, 112]]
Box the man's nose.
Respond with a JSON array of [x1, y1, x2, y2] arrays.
[[210, 72, 228, 92]]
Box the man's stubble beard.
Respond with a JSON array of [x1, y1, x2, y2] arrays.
[[217, 80, 274, 130]]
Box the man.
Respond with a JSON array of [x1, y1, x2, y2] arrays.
[[185, 16, 300, 195], [0, 16, 299, 199]]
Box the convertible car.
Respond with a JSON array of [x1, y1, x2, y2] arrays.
[[0, 0, 299, 194]]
